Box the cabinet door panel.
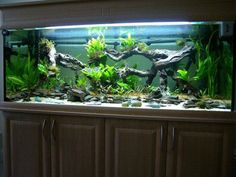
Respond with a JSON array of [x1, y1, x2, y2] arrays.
[[51, 116, 104, 177], [106, 119, 167, 177], [166, 123, 233, 177], [3, 112, 50, 177]]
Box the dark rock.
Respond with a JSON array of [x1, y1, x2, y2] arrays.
[[67, 89, 86, 102], [152, 87, 162, 99], [59, 94, 67, 100], [60, 83, 71, 93], [49, 92, 64, 97], [32, 92, 43, 96], [107, 98, 114, 103], [183, 103, 197, 108], [90, 97, 100, 102]]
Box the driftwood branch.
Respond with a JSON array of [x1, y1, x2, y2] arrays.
[[55, 53, 86, 70], [106, 45, 193, 63], [41, 39, 194, 97], [118, 67, 152, 78]]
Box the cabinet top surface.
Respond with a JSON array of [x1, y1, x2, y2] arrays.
[[0, 102, 235, 123]]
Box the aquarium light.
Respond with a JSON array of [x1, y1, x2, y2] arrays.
[[38, 22, 201, 30]]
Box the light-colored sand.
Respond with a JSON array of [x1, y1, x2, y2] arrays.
[[16, 97, 231, 112]]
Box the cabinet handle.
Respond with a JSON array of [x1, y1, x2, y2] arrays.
[[51, 120, 56, 141], [160, 125, 164, 150], [42, 119, 47, 139], [172, 127, 176, 150]]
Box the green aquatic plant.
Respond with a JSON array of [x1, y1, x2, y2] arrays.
[[81, 63, 140, 94], [39, 38, 55, 56], [218, 42, 233, 99], [82, 64, 119, 92], [191, 27, 226, 98], [176, 38, 186, 47], [37, 59, 62, 90], [137, 42, 149, 52], [120, 33, 136, 51], [76, 76, 89, 90], [6, 53, 39, 94], [86, 37, 106, 59], [176, 69, 199, 83]]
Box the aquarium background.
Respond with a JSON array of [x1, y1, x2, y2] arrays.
[[3, 22, 235, 111]]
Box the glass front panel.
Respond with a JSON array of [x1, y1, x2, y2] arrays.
[[3, 22, 234, 111]]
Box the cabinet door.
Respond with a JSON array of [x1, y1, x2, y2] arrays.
[[106, 119, 167, 177], [166, 122, 233, 177], [51, 116, 104, 177], [3, 112, 50, 177]]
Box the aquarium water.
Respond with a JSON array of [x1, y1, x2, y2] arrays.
[[3, 22, 234, 111]]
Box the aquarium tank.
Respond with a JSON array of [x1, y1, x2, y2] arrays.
[[3, 21, 235, 111]]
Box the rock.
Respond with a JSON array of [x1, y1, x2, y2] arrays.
[[60, 94, 67, 100], [67, 89, 86, 102], [152, 87, 162, 99], [183, 103, 197, 108], [84, 95, 94, 102], [216, 104, 227, 109], [113, 95, 124, 103], [131, 100, 142, 107], [60, 83, 71, 93], [148, 102, 161, 108], [189, 96, 198, 102], [34, 96, 42, 102], [90, 97, 100, 101], [32, 91, 43, 96], [167, 95, 179, 100], [122, 101, 129, 107], [107, 98, 114, 103], [49, 92, 64, 97]]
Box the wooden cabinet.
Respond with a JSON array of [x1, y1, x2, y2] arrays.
[[105, 119, 167, 177], [3, 112, 50, 177], [166, 123, 233, 177], [2, 111, 234, 177], [3, 112, 104, 177], [51, 116, 104, 177]]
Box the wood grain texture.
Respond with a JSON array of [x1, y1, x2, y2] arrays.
[[51, 115, 104, 177], [2, 112, 50, 177], [105, 119, 167, 177], [166, 122, 234, 177]]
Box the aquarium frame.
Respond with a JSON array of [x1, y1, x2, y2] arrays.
[[1, 21, 236, 112], [232, 21, 236, 112], [0, 30, 3, 102]]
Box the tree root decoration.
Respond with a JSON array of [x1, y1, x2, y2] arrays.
[[41, 39, 194, 98], [55, 53, 86, 70], [106, 45, 194, 88], [117, 67, 152, 78], [106, 45, 194, 64]]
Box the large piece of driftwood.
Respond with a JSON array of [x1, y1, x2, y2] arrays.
[[42, 40, 194, 95], [55, 53, 86, 70], [106, 45, 194, 91]]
